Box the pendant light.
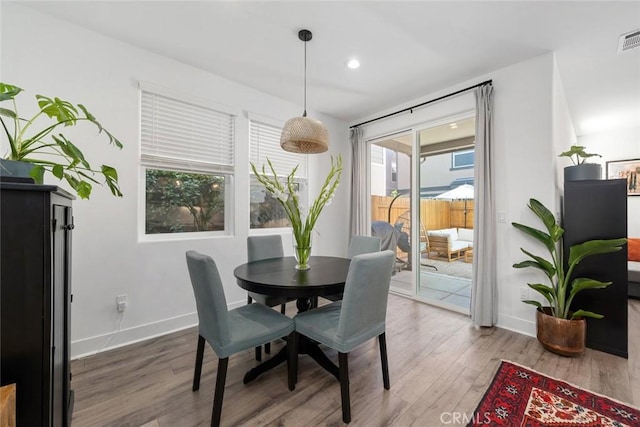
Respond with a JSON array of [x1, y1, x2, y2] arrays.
[[280, 29, 329, 154]]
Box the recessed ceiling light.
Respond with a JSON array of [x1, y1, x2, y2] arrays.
[[346, 58, 360, 69], [449, 123, 458, 129]]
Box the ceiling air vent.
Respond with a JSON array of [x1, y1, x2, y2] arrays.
[[618, 29, 640, 53]]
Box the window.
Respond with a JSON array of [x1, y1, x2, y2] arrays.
[[451, 149, 474, 169], [140, 84, 235, 235], [249, 117, 308, 229]]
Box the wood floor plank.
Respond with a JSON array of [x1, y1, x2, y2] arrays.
[[70, 296, 640, 426]]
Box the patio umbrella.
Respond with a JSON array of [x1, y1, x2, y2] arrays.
[[435, 184, 474, 228], [434, 184, 474, 200]]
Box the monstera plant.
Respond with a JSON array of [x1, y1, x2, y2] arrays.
[[0, 82, 122, 199]]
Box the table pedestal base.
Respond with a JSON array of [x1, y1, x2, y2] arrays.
[[243, 297, 338, 384], [243, 337, 338, 384]]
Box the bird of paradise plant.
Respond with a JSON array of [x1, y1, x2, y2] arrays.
[[512, 198, 626, 319]]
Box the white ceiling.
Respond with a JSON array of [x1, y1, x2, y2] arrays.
[[20, 1, 640, 136]]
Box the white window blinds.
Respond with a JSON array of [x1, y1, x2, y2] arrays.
[[141, 90, 235, 174], [250, 119, 307, 179]]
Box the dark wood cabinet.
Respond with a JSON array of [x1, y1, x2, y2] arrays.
[[563, 179, 628, 358], [1, 179, 74, 426]]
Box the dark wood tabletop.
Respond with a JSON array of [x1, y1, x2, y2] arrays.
[[233, 256, 351, 383], [233, 256, 351, 299]]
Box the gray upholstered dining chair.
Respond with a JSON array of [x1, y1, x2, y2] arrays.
[[324, 235, 382, 302], [185, 250, 295, 427], [291, 250, 395, 423], [347, 235, 381, 258], [247, 235, 295, 361]]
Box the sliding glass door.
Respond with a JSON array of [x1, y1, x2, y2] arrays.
[[366, 115, 476, 312], [369, 131, 416, 295], [416, 116, 475, 314]]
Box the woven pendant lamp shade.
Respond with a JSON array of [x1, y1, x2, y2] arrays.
[[280, 29, 329, 154], [280, 116, 329, 154]]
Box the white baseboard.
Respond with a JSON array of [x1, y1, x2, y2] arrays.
[[497, 313, 536, 338], [71, 299, 245, 359]]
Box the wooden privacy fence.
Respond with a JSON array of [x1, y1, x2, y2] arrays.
[[371, 196, 474, 231]]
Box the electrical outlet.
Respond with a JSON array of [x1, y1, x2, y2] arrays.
[[116, 294, 128, 312], [497, 211, 507, 223], [519, 287, 529, 300]]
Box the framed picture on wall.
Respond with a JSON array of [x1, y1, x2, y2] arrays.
[[606, 158, 640, 196]]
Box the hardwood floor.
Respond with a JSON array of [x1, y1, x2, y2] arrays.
[[71, 296, 640, 426]]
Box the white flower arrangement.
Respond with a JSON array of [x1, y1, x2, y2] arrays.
[[251, 155, 343, 269]]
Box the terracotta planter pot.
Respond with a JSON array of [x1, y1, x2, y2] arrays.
[[536, 307, 586, 357]]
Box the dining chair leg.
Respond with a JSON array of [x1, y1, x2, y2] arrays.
[[378, 333, 390, 390], [193, 335, 205, 391], [247, 295, 263, 361], [265, 342, 271, 354], [287, 331, 298, 391], [338, 352, 351, 423], [212, 357, 228, 427], [280, 303, 286, 314]]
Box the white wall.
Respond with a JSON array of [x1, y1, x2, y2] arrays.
[[578, 126, 640, 236], [420, 154, 474, 189], [1, 4, 350, 357], [352, 53, 561, 337], [552, 58, 578, 192]]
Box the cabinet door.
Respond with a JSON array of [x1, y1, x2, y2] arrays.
[[52, 204, 72, 427], [563, 179, 628, 357]]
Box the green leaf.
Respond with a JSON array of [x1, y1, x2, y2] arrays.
[[64, 174, 79, 189], [52, 164, 64, 179], [0, 108, 16, 118], [512, 260, 556, 285], [101, 165, 122, 197], [523, 300, 542, 309], [520, 248, 556, 278], [77, 104, 96, 122], [51, 134, 90, 169], [567, 238, 626, 266], [512, 222, 554, 252], [36, 95, 78, 124], [558, 145, 601, 165], [30, 165, 45, 183], [527, 283, 556, 305], [78, 104, 123, 149], [571, 309, 604, 320], [76, 181, 92, 199], [569, 278, 611, 296], [0, 83, 22, 102], [528, 199, 558, 237]]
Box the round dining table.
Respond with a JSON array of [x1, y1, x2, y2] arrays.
[[233, 255, 351, 383]]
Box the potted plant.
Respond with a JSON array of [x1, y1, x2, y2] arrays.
[[0, 82, 122, 199], [512, 198, 625, 356], [559, 145, 602, 181]]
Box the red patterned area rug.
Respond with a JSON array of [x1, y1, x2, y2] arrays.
[[468, 360, 640, 426]]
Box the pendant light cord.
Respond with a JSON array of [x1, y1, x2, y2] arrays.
[[303, 39, 307, 117]]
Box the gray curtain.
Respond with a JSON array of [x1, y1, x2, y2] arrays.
[[349, 127, 369, 236], [471, 84, 496, 327]]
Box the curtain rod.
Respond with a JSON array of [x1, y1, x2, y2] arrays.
[[350, 79, 493, 129]]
